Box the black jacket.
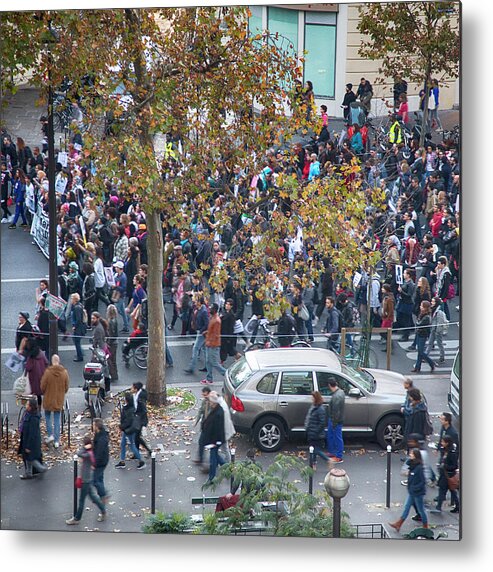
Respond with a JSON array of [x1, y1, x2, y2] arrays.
[[93, 428, 110, 467], [19, 411, 42, 461], [407, 401, 428, 438], [135, 389, 149, 428], [201, 404, 225, 446], [120, 403, 138, 435], [305, 404, 327, 441]]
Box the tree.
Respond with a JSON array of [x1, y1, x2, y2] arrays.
[[358, 1, 460, 146], [0, 7, 301, 405]]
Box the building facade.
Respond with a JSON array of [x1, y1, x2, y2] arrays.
[[249, 3, 459, 117]]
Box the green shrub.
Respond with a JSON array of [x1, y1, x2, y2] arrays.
[[142, 511, 193, 534]]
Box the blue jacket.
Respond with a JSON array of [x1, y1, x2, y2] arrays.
[[308, 161, 320, 181], [13, 179, 25, 204], [407, 461, 426, 497], [195, 304, 209, 334]]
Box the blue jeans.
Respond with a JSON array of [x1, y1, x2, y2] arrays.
[[93, 466, 107, 499], [205, 346, 226, 382], [208, 446, 226, 481], [73, 333, 84, 360], [309, 438, 330, 461], [12, 202, 27, 225], [45, 410, 61, 442], [120, 432, 141, 461], [115, 297, 129, 330], [187, 332, 205, 372], [165, 342, 173, 366], [327, 421, 344, 459], [414, 336, 434, 371], [401, 493, 428, 525], [75, 482, 105, 520]]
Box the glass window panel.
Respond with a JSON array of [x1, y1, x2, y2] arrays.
[[305, 11, 337, 25], [267, 6, 299, 55], [257, 372, 279, 395], [280, 372, 314, 395], [304, 24, 336, 98], [248, 5, 263, 36]]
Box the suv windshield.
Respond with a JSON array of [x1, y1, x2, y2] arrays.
[[341, 362, 374, 392], [228, 357, 254, 389]]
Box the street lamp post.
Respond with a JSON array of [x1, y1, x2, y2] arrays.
[[324, 468, 351, 538], [47, 68, 58, 360]]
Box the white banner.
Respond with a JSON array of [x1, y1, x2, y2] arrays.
[[30, 203, 63, 264]]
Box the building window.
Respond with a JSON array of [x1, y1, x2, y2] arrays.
[[248, 4, 263, 37], [267, 6, 298, 57], [304, 12, 337, 98]]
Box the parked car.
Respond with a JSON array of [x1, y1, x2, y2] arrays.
[[223, 347, 407, 452]]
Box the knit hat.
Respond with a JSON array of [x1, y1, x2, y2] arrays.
[[19, 311, 30, 320], [69, 261, 78, 270]]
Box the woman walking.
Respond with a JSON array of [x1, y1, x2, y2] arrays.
[[8, 168, 28, 229], [24, 337, 49, 407], [411, 300, 436, 373], [389, 448, 428, 532], [106, 304, 119, 383], [115, 393, 146, 470], [431, 435, 459, 514], [304, 391, 330, 465], [427, 296, 447, 364]]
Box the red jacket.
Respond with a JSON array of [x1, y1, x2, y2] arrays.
[[429, 212, 443, 238]]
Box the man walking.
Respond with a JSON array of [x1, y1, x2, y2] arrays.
[[112, 261, 129, 332], [18, 398, 48, 479], [202, 303, 226, 385], [326, 379, 345, 463], [184, 296, 209, 374], [193, 386, 212, 466], [70, 293, 86, 362], [132, 382, 152, 457], [40, 354, 69, 449], [92, 418, 110, 503]]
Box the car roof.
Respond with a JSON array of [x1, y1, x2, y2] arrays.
[[245, 347, 342, 372]]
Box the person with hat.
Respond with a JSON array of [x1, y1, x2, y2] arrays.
[[341, 83, 356, 123], [111, 260, 129, 332], [16, 311, 33, 353]]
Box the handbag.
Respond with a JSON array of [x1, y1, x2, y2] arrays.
[[111, 289, 121, 303], [447, 470, 460, 491], [299, 304, 310, 322], [13, 370, 32, 395], [75, 476, 83, 489]]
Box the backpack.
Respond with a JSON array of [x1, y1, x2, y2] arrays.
[[349, 301, 360, 327]]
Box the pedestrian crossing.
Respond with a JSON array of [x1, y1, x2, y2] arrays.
[[397, 339, 459, 373]]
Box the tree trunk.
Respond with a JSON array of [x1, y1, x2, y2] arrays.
[[146, 209, 166, 406]]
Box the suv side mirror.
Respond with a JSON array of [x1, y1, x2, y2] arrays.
[[348, 388, 362, 398]]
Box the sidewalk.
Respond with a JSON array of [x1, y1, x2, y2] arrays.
[[1, 385, 460, 538]]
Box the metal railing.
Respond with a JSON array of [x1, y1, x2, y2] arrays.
[[352, 523, 390, 539]]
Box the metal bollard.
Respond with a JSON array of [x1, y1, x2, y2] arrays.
[[308, 446, 314, 495], [66, 399, 71, 448], [386, 445, 392, 508], [230, 448, 236, 493], [151, 452, 156, 515], [73, 455, 78, 517]]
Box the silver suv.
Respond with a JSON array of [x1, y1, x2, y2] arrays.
[[223, 347, 407, 452]]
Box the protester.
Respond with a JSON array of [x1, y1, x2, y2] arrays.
[[18, 397, 48, 480], [202, 303, 226, 385], [40, 354, 69, 449], [24, 337, 49, 407], [326, 379, 345, 463], [66, 435, 107, 525], [201, 392, 226, 483], [115, 393, 146, 470], [132, 382, 152, 458], [305, 391, 330, 464], [92, 418, 110, 503]]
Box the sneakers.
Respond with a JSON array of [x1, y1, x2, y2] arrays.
[[429, 507, 442, 514], [45, 435, 55, 444], [450, 506, 459, 514], [20, 474, 34, 480], [184, 369, 194, 374], [406, 345, 416, 351], [198, 367, 207, 372], [411, 514, 422, 522], [331, 457, 344, 464], [97, 512, 106, 522], [115, 461, 126, 469], [54, 442, 60, 449], [312, 316, 319, 327], [8, 224, 16, 229], [20, 223, 29, 228], [1, 218, 8, 223], [137, 461, 146, 470], [65, 517, 80, 525], [200, 379, 213, 385]]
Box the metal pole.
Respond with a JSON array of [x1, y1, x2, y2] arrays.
[[308, 445, 314, 495], [73, 455, 78, 517], [333, 497, 341, 538], [386, 328, 392, 371], [386, 445, 392, 508], [340, 328, 346, 357], [66, 398, 71, 447], [47, 56, 58, 360], [151, 452, 156, 514], [230, 447, 236, 494]]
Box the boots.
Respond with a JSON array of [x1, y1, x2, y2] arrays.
[[389, 518, 405, 532], [422, 523, 429, 529]]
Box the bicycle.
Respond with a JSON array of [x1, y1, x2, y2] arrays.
[[340, 331, 379, 369], [245, 318, 311, 351]]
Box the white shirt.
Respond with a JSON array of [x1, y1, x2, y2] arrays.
[[93, 257, 106, 289]]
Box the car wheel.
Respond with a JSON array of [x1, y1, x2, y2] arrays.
[[253, 416, 285, 452], [376, 415, 405, 449]]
